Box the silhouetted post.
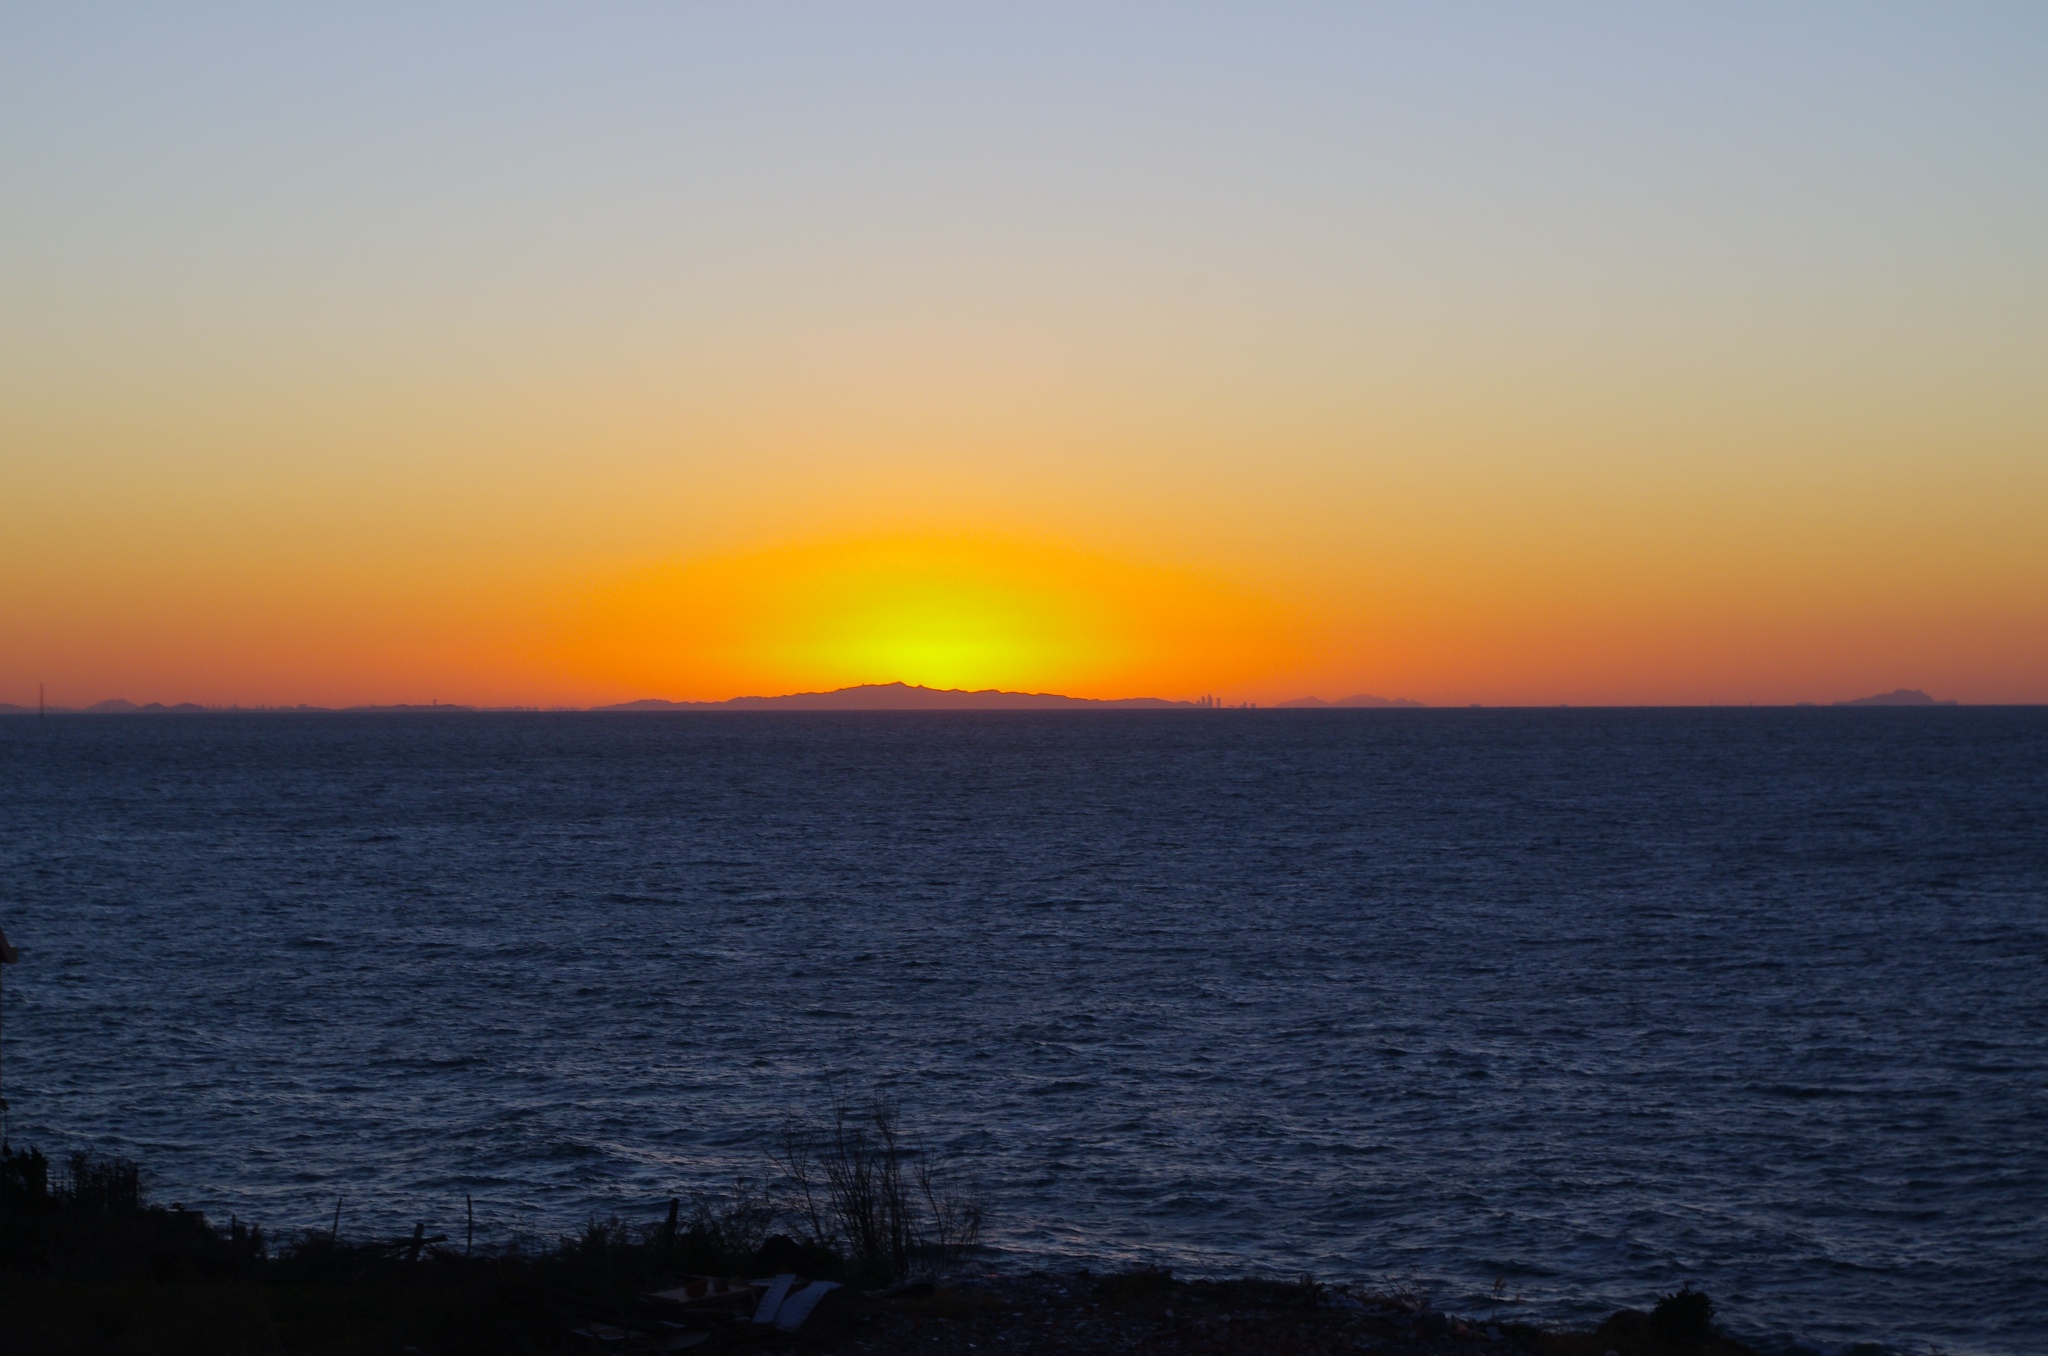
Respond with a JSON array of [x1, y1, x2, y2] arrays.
[[467, 1194, 474, 1257], [331, 1195, 343, 1243]]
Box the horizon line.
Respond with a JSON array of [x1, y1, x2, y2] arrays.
[[0, 682, 1989, 714]]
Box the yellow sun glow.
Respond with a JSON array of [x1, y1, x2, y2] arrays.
[[552, 534, 1303, 701]]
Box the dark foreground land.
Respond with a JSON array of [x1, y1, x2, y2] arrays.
[[3, 1261, 1756, 1356], [2, 1151, 1753, 1356], [798, 1270, 1750, 1356]]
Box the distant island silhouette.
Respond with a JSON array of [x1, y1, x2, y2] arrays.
[[596, 682, 1189, 711], [81, 699, 210, 714], [1275, 693, 1427, 709], [1836, 688, 1957, 707]]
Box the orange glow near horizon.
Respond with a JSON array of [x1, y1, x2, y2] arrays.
[[552, 536, 1309, 703]]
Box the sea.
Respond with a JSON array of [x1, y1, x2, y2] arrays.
[[1, 710, 2043, 1354]]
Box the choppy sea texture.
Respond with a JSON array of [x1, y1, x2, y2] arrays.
[[1, 710, 2043, 1354]]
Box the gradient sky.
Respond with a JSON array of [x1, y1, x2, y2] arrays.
[[4, 3, 2044, 706]]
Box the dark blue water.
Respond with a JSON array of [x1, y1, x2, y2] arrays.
[[2, 711, 2043, 1353]]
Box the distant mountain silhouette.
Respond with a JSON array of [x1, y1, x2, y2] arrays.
[[598, 682, 1190, 711], [1276, 693, 1427, 709], [81, 699, 209, 713], [1837, 688, 1957, 707]]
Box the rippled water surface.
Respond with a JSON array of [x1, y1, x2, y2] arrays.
[[2, 711, 2044, 1353]]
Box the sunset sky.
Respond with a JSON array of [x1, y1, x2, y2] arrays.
[[4, 4, 2044, 707]]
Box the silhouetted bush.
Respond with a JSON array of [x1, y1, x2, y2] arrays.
[[776, 1096, 985, 1284], [1, 1144, 52, 1211], [59, 1149, 143, 1213], [1653, 1283, 1717, 1347], [667, 1177, 778, 1273], [0, 1144, 260, 1279]]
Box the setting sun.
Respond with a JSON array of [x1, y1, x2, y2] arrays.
[[550, 535, 1304, 701]]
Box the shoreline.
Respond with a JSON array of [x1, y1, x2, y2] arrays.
[[0, 1149, 1778, 1356]]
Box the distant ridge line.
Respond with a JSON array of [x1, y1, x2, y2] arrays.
[[1834, 688, 1957, 707], [1275, 693, 1428, 709], [595, 682, 1188, 711]]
